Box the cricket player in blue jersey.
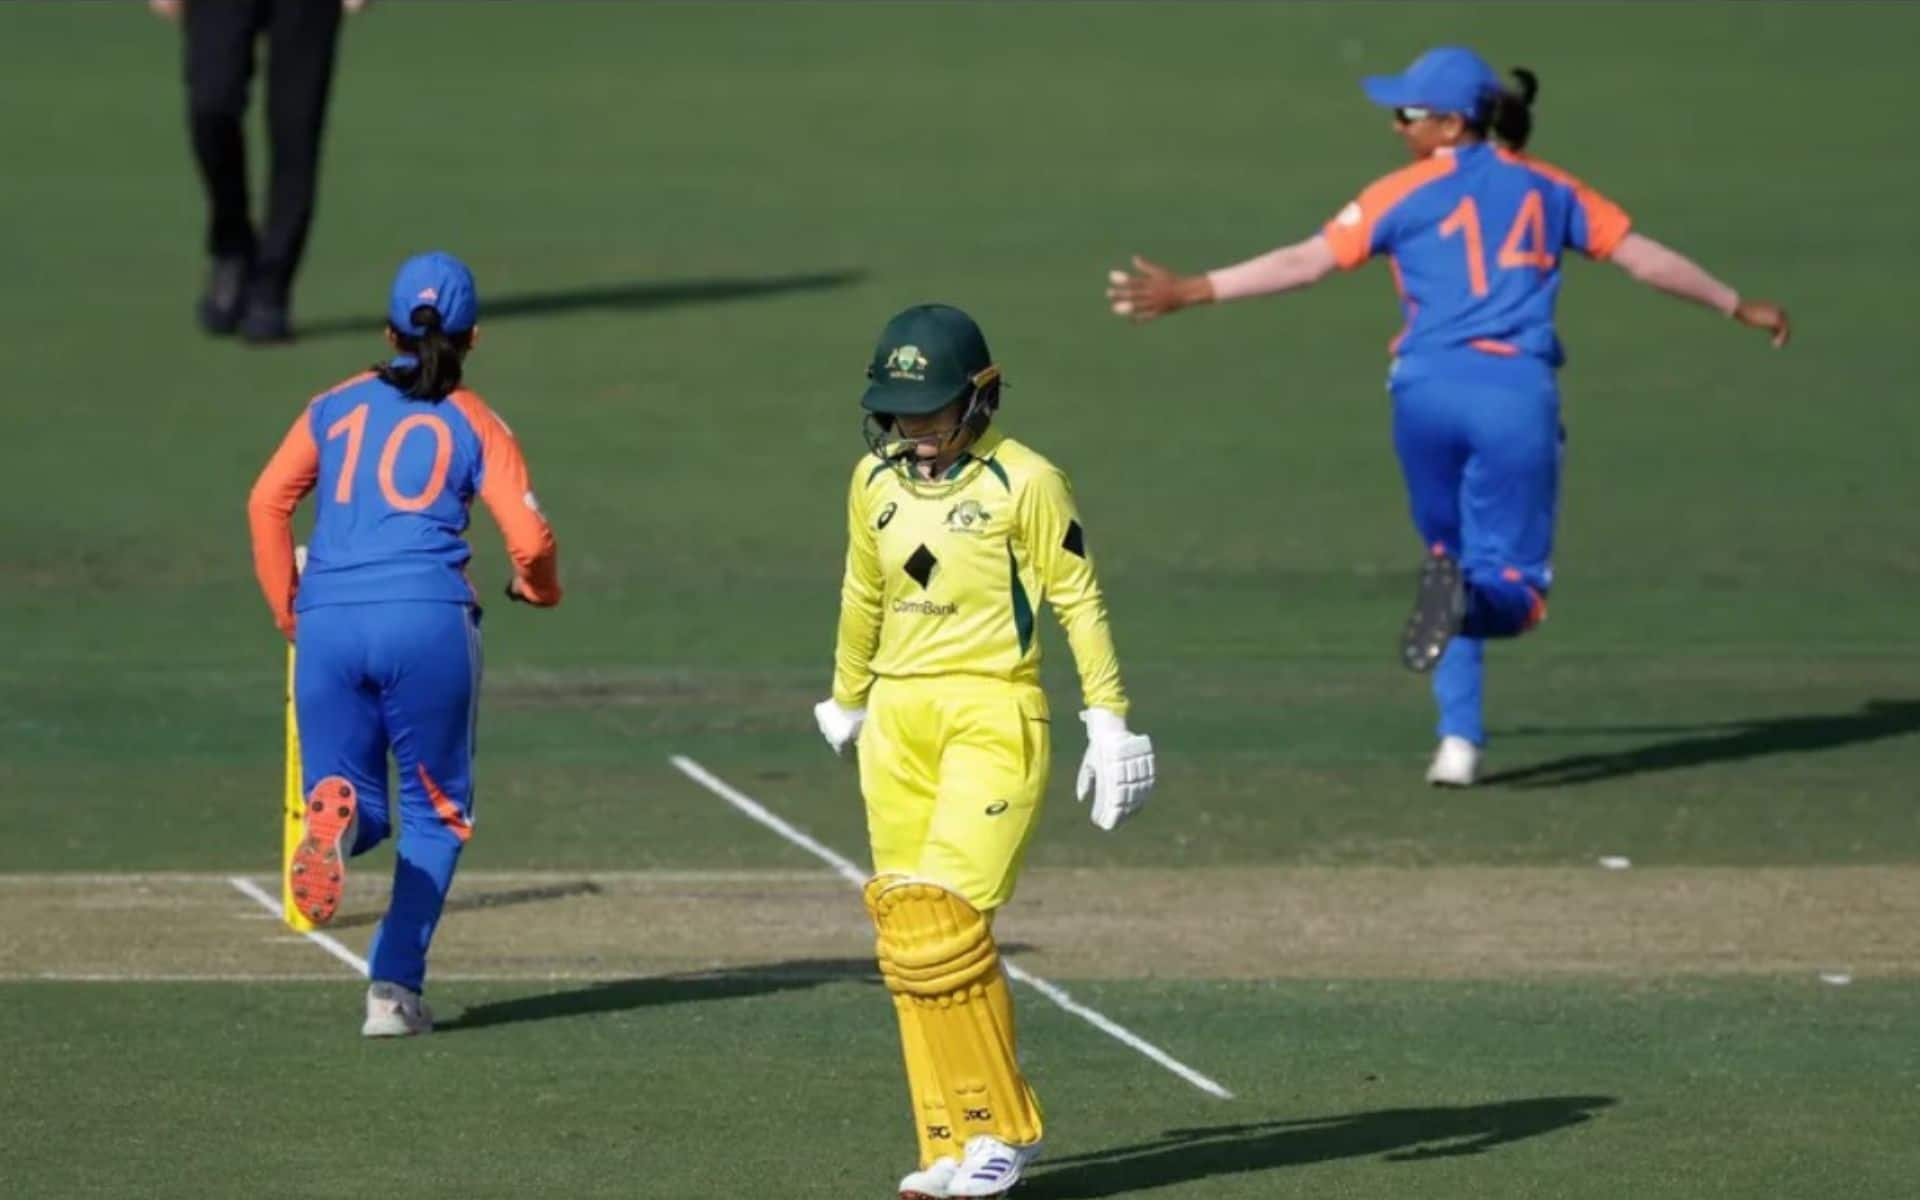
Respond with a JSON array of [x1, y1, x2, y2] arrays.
[[248, 252, 561, 1034], [1107, 47, 1789, 785]]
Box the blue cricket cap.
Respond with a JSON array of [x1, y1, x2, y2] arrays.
[[388, 251, 478, 336], [1362, 46, 1501, 117]]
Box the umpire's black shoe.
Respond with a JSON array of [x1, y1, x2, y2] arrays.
[[196, 257, 249, 335], [1400, 546, 1466, 673], [239, 292, 293, 344]]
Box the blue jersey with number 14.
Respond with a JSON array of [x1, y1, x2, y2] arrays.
[[1322, 140, 1632, 368]]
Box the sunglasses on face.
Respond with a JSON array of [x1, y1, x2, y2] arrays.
[[1394, 106, 1438, 125]]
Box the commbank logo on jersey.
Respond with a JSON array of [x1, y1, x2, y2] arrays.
[[893, 598, 957, 616], [945, 499, 990, 533], [876, 501, 897, 530]]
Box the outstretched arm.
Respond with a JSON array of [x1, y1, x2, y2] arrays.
[[1106, 237, 1339, 324], [1610, 232, 1790, 347]]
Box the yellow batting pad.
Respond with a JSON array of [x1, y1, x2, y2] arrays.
[[866, 875, 957, 1167], [872, 880, 1043, 1148]]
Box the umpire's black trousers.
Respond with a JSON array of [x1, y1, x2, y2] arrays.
[[183, 0, 342, 300]]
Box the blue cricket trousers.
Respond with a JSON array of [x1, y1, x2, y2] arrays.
[[1390, 352, 1562, 747], [294, 601, 480, 992]]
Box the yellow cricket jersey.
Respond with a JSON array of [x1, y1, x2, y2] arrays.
[[831, 428, 1128, 716]]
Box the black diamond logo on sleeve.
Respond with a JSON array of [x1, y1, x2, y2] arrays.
[[904, 544, 938, 589], [1062, 520, 1086, 558]]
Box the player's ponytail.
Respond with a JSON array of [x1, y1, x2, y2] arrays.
[[375, 305, 474, 400], [1483, 67, 1539, 151]]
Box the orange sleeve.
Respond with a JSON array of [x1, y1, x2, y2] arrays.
[[1322, 156, 1459, 271], [1574, 184, 1632, 261], [247, 409, 319, 639], [450, 390, 561, 607]]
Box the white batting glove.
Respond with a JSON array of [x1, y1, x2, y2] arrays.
[[812, 699, 866, 757], [1075, 708, 1155, 831]]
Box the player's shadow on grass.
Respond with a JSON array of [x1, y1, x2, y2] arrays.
[[1481, 699, 1920, 789], [1027, 1095, 1615, 1198], [295, 269, 864, 339], [437, 943, 1036, 1032], [328, 879, 603, 930], [437, 958, 877, 1033]]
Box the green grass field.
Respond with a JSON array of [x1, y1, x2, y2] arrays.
[[3, 4, 1917, 1197]]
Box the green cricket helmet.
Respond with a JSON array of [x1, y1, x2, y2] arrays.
[[862, 304, 1003, 463]]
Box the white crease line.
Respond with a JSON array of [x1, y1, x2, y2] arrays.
[[226, 876, 370, 978], [668, 754, 1234, 1101], [6, 970, 858, 984], [0, 868, 841, 886], [16, 972, 366, 983]]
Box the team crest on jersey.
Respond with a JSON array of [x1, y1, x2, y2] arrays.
[[945, 499, 991, 533], [885, 344, 929, 380]]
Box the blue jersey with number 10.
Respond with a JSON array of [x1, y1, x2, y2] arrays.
[[247, 370, 560, 627]]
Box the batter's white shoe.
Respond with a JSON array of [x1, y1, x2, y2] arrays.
[[1426, 736, 1481, 787], [898, 1156, 960, 1199], [948, 1136, 1042, 1197], [362, 982, 433, 1037]]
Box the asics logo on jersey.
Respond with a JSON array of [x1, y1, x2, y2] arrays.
[[877, 501, 898, 529]]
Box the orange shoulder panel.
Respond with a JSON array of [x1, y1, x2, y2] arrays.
[[448, 389, 562, 607], [1496, 148, 1633, 260], [1323, 154, 1459, 270]]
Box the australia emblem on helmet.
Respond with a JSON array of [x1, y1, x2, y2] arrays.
[[885, 344, 930, 381]]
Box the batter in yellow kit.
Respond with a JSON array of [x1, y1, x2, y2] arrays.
[[813, 304, 1158, 1200]]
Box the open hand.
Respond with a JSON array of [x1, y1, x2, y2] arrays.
[[1733, 299, 1790, 348], [1105, 255, 1207, 323]]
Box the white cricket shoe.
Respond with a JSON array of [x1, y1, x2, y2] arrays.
[[1426, 736, 1481, 787], [362, 982, 433, 1037], [898, 1156, 960, 1199], [947, 1135, 1042, 1197]]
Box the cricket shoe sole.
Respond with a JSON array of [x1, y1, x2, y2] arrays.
[[289, 776, 356, 926], [1400, 547, 1466, 674]]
